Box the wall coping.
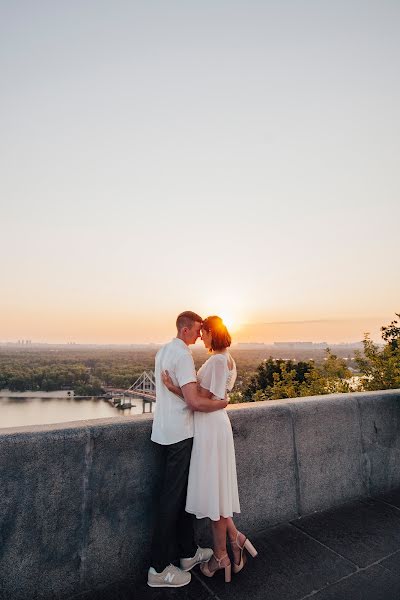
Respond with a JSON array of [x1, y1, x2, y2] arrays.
[[1, 388, 399, 437]]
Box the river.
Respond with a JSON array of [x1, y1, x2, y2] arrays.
[[0, 391, 151, 429]]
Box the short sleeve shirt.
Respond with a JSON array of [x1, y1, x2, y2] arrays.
[[197, 352, 237, 399], [151, 338, 197, 445]]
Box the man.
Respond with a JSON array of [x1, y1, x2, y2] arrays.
[[147, 311, 228, 588]]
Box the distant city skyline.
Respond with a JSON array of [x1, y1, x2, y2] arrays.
[[0, 315, 391, 345], [1, 1, 399, 344]]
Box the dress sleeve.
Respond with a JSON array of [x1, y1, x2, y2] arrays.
[[175, 353, 197, 387], [227, 358, 237, 391], [200, 356, 227, 400]]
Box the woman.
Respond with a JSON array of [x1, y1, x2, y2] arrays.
[[162, 315, 257, 582]]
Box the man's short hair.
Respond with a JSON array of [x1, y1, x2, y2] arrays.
[[176, 311, 203, 332]]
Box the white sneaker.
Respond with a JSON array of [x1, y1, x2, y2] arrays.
[[180, 546, 214, 571], [147, 564, 191, 588]]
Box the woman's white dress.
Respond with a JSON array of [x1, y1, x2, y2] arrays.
[[185, 352, 241, 521]]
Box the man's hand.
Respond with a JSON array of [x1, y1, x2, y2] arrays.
[[213, 394, 228, 409], [161, 370, 184, 398], [161, 370, 173, 390]]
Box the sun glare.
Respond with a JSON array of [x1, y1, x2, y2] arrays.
[[220, 314, 235, 332], [204, 309, 241, 334], [200, 292, 247, 336]]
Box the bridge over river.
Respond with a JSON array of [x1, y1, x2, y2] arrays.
[[104, 371, 156, 411]]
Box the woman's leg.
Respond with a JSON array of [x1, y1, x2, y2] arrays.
[[200, 516, 231, 581], [211, 517, 228, 559], [226, 517, 238, 541], [226, 517, 242, 565], [226, 517, 258, 570]]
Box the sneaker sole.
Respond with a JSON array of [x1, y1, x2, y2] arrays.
[[147, 580, 191, 588]]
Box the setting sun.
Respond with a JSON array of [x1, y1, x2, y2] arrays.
[[199, 295, 246, 336], [199, 312, 237, 333], [219, 314, 237, 333]]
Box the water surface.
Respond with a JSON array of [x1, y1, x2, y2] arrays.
[[0, 394, 151, 429]]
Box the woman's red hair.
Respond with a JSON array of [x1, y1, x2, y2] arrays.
[[202, 316, 231, 351]]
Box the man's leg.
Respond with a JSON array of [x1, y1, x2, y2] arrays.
[[177, 501, 196, 559], [150, 438, 196, 572]]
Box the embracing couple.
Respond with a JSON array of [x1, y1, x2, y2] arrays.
[[147, 311, 257, 588]]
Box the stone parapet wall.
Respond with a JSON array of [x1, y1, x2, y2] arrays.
[[1, 390, 400, 599]]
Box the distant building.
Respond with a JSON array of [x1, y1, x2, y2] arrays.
[[273, 342, 328, 349], [236, 342, 268, 348]]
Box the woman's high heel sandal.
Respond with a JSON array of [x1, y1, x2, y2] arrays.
[[200, 553, 232, 583], [230, 531, 258, 574]]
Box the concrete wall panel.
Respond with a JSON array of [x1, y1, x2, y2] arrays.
[[83, 418, 156, 589], [291, 395, 367, 514], [0, 425, 88, 600], [357, 391, 400, 495], [229, 403, 298, 531]]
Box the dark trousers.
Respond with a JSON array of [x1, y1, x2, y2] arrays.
[[150, 437, 197, 572]]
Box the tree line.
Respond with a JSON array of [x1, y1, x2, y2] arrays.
[[231, 313, 400, 402], [0, 349, 157, 395], [0, 314, 398, 398]]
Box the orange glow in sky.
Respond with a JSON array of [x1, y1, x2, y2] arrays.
[[1, 3, 399, 344]]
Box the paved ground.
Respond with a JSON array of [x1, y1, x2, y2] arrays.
[[71, 488, 400, 600]]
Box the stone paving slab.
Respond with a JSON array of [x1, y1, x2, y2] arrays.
[[375, 487, 400, 509], [310, 564, 400, 600], [201, 523, 355, 600], [379, 549, 400, 577], [291, 498, 400, 568], [69, 490, 400, 600], [69, 574, 212, 600]]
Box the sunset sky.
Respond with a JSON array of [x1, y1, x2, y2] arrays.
[[1, 1, 399, 344]]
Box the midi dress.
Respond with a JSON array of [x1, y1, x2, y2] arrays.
[[185, 351, 241, 521]]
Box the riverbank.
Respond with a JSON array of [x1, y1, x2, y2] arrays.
[[0, 389, 74, 398]]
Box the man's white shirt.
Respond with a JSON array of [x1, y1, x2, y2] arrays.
[[151, 338, 197, 445]]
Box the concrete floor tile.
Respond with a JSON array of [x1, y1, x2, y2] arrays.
[[292, 499, 400, 568], [200, 524, 355, 600], [310, 564, 400, 600], [373, 488, 400, 510], [69, 575, 212, 600], [68, 492, 400, 600], [379, 549, 400, 578]]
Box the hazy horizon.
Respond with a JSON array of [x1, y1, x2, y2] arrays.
[[0, 316, 391, 346], [1, 1, 399, 342]]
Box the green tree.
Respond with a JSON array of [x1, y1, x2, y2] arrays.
[[228, 391, 244, 404], [243, 349, 353, 401], [314, 349, 352, 394], [269, 350, 351, 399], [381, 313, 400, 350], [355, 314, 400, 390], [270, 363, 299, 399], [243, 357, 313, 401]]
